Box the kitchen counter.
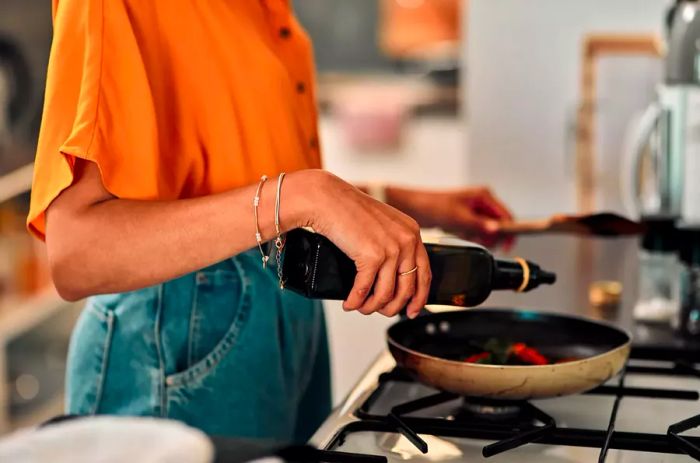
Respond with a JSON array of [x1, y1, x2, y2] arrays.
[[481, 234, 638, 325]]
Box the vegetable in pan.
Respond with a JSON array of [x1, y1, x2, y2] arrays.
[[463, 338, 579, 366]]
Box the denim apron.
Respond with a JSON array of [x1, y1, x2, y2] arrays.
[[65, 249, 331, 443]]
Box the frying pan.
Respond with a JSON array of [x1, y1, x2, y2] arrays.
[[387, 308, 631, 400]]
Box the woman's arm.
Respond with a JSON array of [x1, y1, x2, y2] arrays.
[[46, 160, 431, 318], [47, 160, 302, 299]]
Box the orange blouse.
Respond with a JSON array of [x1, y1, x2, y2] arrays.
[[28, 0, 322, 239]]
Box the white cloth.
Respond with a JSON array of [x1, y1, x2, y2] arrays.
[[0, 416, 214, 463]]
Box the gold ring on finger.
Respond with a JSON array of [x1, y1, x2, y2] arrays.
[[398, 266, 418, 277]]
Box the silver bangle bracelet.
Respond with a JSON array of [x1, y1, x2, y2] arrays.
[[253, 175, 269, 268], [274, 172, 287, 289]]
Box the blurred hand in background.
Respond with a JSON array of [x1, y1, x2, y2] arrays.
[[385, 185, 515, 249]]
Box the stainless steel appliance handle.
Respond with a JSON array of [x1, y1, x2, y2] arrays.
[[655, 107, 672, 213], [623, 102, 665, 217]]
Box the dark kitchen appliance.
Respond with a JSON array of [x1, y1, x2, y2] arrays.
[[282, 228, 556, 308]]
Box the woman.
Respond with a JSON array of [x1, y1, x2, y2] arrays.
[[28, 0, 512, 444]]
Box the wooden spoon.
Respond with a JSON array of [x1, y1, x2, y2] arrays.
[[498, 212, 645, 237]]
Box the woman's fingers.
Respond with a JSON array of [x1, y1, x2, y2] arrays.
[[378, 257, 417, 317], [358, 238, 404, 314], [352, 219, 424, 317], [372, 215, 429, 319], [371, 218, 421, 317], [406, 242, 431, 318], [343, 252, 381, 311]]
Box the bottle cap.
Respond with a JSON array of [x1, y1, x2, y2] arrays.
[[640, 216, 679, 252]]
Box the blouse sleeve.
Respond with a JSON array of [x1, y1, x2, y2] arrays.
[[28, 0, 167, 240]]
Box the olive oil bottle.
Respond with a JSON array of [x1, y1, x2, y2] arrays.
[[282, 228, 556, 307]]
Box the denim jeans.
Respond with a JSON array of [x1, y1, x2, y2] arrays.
[[65, 249, 331, 443]]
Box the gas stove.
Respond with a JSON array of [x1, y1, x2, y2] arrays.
[[310, 346, 700, 462]]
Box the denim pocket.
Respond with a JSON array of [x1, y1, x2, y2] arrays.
[[65, 301, 114, 415], [165, 258, 252, 387]]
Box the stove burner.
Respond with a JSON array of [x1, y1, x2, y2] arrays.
[[350, 362, 700, 461], [383, 390, 555, 456], [459, 398, 525, 420]]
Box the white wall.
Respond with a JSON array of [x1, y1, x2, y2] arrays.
[[320, 114, 467, 188], [465, 0, 668, 217]]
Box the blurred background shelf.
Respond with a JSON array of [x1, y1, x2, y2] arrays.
[[0, 287, 66, 344], [0, 290, 80, 434], [0, 162, 32, 205], [0, 144, 76, 436]]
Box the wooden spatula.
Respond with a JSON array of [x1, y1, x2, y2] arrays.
[[498, 213, 645, 237]]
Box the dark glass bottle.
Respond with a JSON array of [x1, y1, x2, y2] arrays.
[[282, 228, 556, 307]]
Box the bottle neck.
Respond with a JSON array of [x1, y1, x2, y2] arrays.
[[492, 258, 557, 293]]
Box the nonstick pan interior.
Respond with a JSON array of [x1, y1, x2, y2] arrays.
[[389, 308, 629, 362]]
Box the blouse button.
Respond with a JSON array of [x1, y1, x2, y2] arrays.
[[310, 137, 319, 149], [296, 82, 306, 94], [279, 27, 291, 39]]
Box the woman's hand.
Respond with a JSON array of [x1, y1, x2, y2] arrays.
[[296, 171, 431, 319], [384, 186, 514, 248]]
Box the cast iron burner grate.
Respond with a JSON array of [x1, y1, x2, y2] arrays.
[[383, 390, 556, 456], [339, 361, 700, 461]]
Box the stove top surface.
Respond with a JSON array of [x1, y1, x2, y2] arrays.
[[332, 432, 692, 463], [322, 357, 700, 462]]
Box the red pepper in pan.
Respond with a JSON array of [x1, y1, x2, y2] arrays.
[[510, 343, 549, 365], [464, 352, 491, 364], [463, 340, 558, 365]]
